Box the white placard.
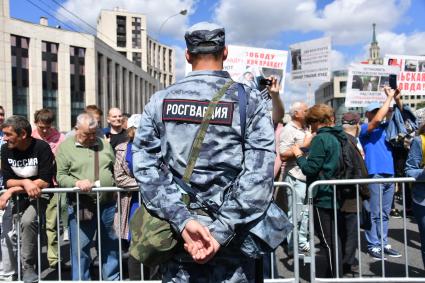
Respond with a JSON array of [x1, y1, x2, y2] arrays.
[[384, 54, 425, 96], [345, 64, 400, 108], [290, 37, 331, 83], [185, 45, 288, 93]]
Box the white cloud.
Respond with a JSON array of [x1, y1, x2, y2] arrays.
[[173, 45, 187, 80], [57, 0, 194, 39], [318, 0, 410, 44], [376, 31, 425, 56], [214, 0, 410, 46], [330, 50, 347, 71]]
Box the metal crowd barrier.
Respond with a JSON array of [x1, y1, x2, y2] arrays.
[[306, 177, 425, 283], [0, 182, 299, 282]]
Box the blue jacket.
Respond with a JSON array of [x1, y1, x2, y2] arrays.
[[386, 105, 418, 147], [132, 70, 289, 253], [405, 136, 425, 205]]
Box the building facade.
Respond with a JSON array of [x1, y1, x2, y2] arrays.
[[97, 9, 175, 88], [0, 0, 159, 131]]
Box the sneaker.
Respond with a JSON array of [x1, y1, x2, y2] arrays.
[[343, 263, 359, 275], [368, 247, 387, 260], [22, 268, 38, 283], [63, 227, 69, 242], [298, 243, 310, 254], [0, 274, 18, 281], [384, 245, 402, 258], [49, 261, 71, 271], [390, 209, 402, 219]]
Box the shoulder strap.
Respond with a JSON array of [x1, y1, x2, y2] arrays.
[[421, 135, 425, 167], [94, 145, 99, 181], [182, 80, 234, 183], [237, 83, 247, 148]]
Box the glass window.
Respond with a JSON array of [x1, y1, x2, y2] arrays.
[[51, 62, 58, 73], [51, 44, 57, 54], [21, 57, 28, 69], [10, 35, 16, 46], [78, 48, 85, 58], [21, 38, 28, 49]]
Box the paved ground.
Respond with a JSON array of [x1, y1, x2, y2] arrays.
[[275, 202, 425, 282]]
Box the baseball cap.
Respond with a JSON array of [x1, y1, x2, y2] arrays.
[[366, 102, 381, 113], [341, 112, 360, 125], [185, 22, 225, 54], [127, 114, 142, 129]]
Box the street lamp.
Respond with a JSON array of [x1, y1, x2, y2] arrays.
[[158, 9, 188, 38]]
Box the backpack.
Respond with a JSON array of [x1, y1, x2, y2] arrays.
[[330, 132, 369, 202], [331, 132, 368, 180]]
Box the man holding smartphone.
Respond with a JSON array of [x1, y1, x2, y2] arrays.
[[359, 86, 403, 260]]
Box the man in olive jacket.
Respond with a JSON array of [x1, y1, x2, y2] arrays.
[[56, 113, 119, 281]]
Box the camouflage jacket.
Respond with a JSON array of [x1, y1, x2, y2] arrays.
[[132, 70, 276, 246]]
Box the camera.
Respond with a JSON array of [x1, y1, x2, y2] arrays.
[[389, 74, 397, 90], [258, 77, 272, 86]]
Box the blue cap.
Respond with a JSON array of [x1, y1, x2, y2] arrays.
[[185, 22, 225, 54], [366, 102, 381, 113]]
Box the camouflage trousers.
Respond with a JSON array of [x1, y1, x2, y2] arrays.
[[161, 249, 256, 283]]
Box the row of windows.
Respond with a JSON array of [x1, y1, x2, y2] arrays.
[[10, 34, 86, 125], [117, 16, 127, 48]]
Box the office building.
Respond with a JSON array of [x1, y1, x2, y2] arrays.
[[0, 0, 159, 131], [97, 8, 175, 88]]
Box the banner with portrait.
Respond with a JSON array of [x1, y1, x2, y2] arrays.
[[186, 45, 288, 93], [345, 64, 399, 107], [289, 37, 331, 83], [384, 54, 425, 96]]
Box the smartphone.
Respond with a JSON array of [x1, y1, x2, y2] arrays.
[[258, 78, 272, 86], [389, 74, 397, 90]]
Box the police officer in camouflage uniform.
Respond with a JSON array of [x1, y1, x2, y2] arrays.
[[132, 22, 279, 282]]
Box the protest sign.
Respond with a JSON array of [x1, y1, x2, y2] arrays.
[[345, 64, 399, 107], [289, 37, 331, 82], [384, 54, 425, 96], [185, 45, 288, 93]]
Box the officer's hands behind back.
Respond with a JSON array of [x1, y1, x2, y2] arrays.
[[182, 219, 220, 264]]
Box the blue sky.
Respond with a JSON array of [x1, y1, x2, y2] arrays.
[[9, 0, 425, 101]]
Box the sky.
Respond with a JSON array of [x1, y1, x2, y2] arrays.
[[9, 0, 425, 104]]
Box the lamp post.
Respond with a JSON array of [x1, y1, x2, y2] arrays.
[[158, 9, 188, 38]]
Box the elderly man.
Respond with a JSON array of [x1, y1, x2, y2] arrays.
[[340, 112, 369, 274], [0, 115, 55, 283], [279, 101, 311, 255], [56, 113, 119, 280], [133, 22, 284, 282]]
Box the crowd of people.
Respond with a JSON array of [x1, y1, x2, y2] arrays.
[[0, 21, 424, 283]]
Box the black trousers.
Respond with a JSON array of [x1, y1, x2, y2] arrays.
[[314, 207, 343, 278], [340, 212, 359, 266]]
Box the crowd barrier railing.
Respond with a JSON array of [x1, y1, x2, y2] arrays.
[[306, 177, 425, 283], [0, 182, 298, 283]]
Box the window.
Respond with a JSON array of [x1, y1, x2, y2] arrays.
[[132, 52, 141, 68], [116, 15, 127, 47], [42, 41, 59, 118], [70, 46, 86, 127], [11, 35, 30, 118], [131, 17, 142, 48]]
